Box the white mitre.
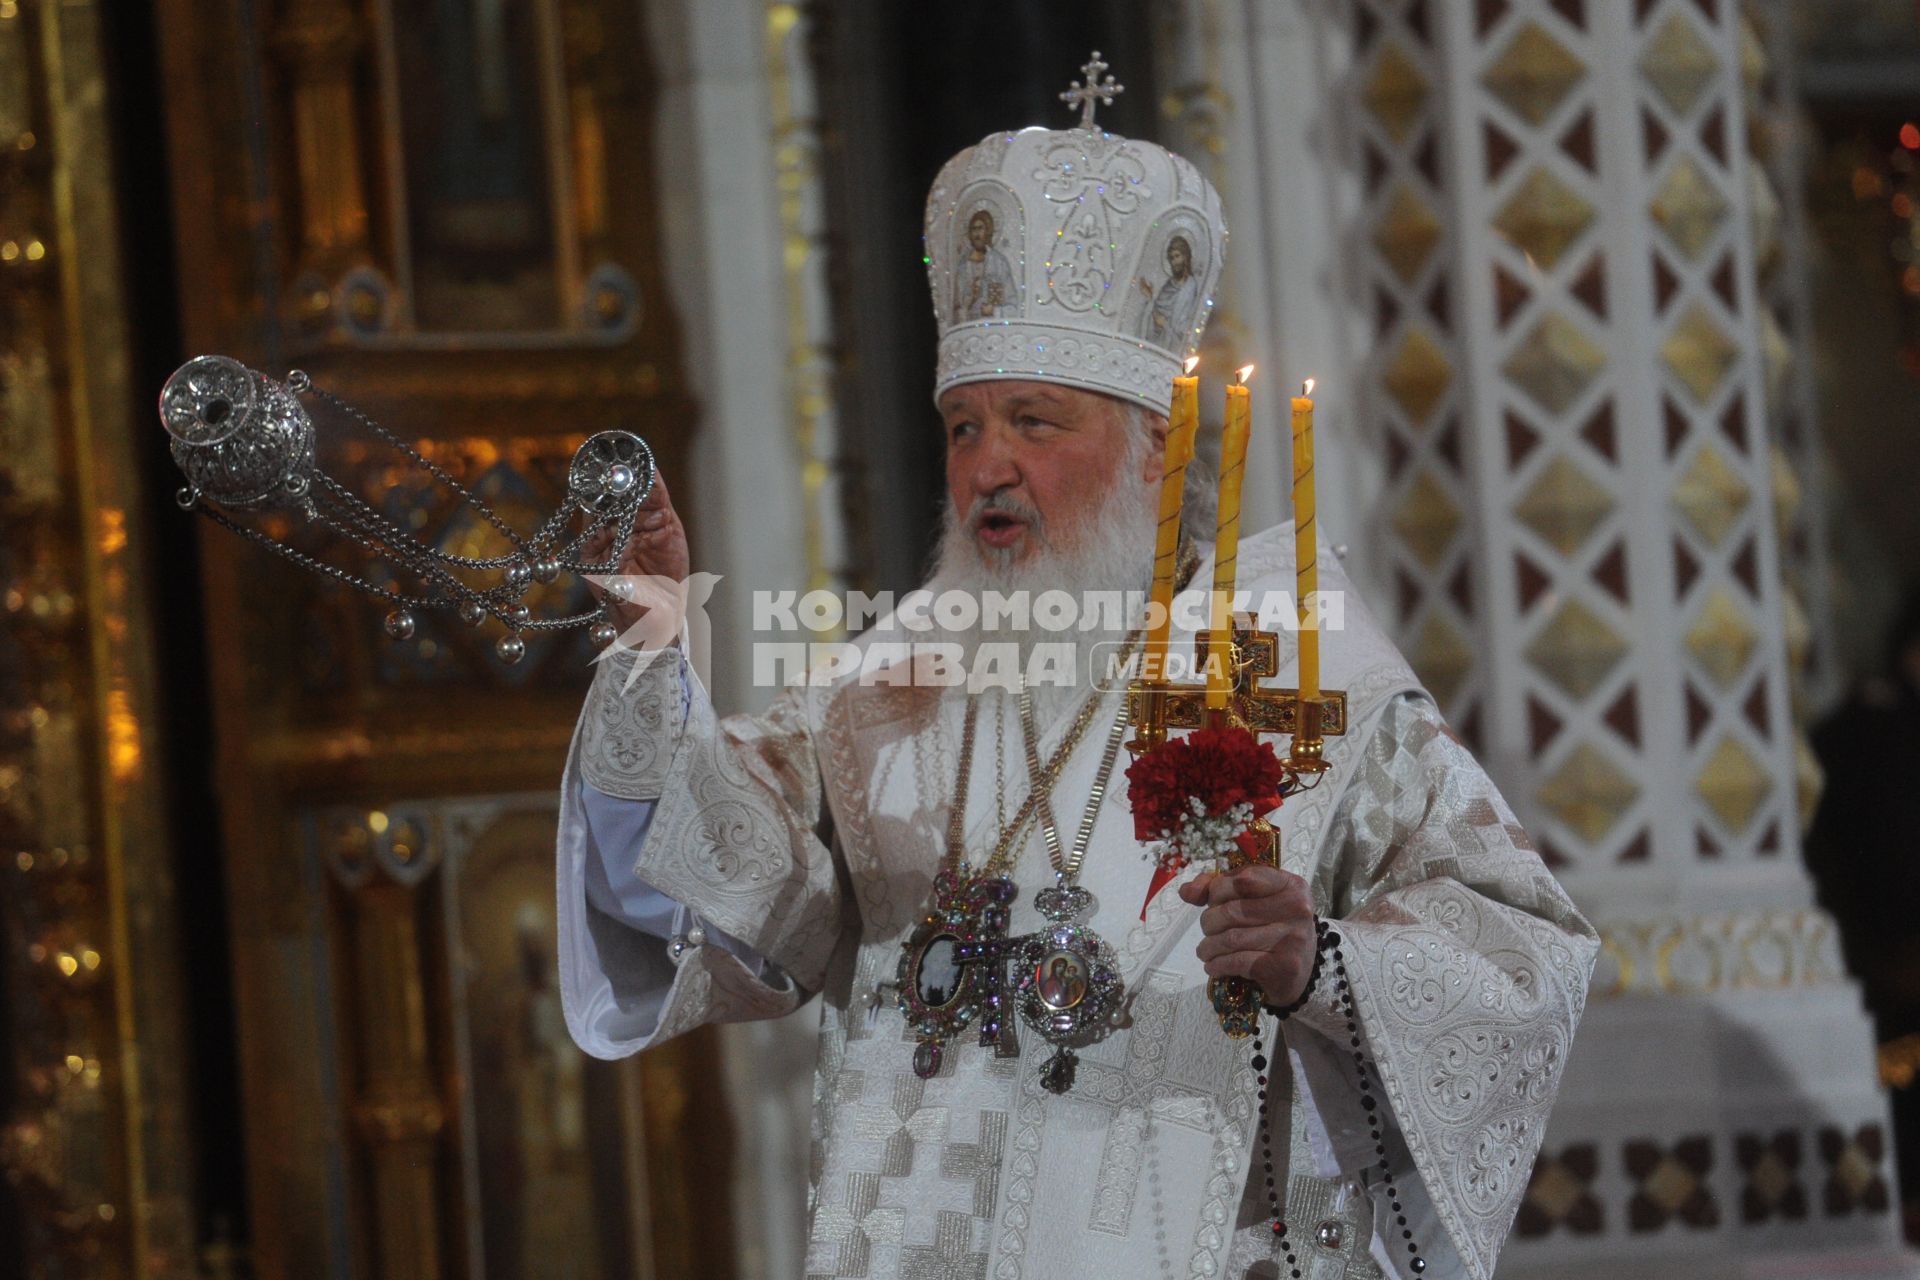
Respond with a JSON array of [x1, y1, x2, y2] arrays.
[[923, 53, 1228, 415]]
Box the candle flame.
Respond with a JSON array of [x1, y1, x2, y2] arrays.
[[1236, 364, 1256, 384], [1303, 378, 1316, 395], [1184, 356, 1200, 374]]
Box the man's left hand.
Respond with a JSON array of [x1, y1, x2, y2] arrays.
[[1180, 865, 1319, 1008]]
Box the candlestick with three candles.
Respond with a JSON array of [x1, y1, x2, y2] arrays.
[[1127, 365, 1339, 765], [1123, 363, 1346, 1037]]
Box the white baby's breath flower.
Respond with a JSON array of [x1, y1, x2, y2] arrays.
[[1143, 797, 1264, 875]]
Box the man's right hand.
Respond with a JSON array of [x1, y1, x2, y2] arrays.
[[581, 470, 689, 634]]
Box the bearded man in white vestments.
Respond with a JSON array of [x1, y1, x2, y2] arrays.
[[557, 98, 1597, 1280]]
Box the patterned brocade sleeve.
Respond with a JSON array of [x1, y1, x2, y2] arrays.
[[568, 645, 847, 995], [1293, 691, 1599, 1280]]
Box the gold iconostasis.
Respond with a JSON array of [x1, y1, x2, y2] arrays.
[[0, 0, 731, 1276]]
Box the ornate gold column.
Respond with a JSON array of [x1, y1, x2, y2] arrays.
[[0, 0, 199, 1275], [272, 0, 373, 264], [350, 877, 446, 1280]]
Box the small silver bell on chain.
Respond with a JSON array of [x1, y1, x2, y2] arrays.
[[495, 633, 526, 665], [384, 609, 416, 640], [504, 561, 532, 592], [589, 620, 619, 648], [458, 599, 487, 627], [532, 557, 562, 584], [505, 602, 531, 626]]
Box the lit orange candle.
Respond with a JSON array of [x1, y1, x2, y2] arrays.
[[1146, 358, 1201, 682], [1207, 366, 1254, 710], [1292, 380, 1320, 704]]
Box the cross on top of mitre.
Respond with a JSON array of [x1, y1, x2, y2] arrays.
[[1060, 50, 1124, 129]]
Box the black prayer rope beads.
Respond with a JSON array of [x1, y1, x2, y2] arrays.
[[1262, 917, 1329, 1021], [1250, 918, 1426, 1276]]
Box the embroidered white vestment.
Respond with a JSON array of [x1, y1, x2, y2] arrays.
[[557, 524, 1598, 1280]]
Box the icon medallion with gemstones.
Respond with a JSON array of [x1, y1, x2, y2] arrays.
[[895, 870, 1019, 1078], [1008, 883, 1125, 1094]]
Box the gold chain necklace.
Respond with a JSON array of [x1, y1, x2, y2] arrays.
[[943, 678, 1112, 874], [1019, 674, 1131, 885]]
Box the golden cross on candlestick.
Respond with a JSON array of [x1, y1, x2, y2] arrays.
[[1060, 51, 1124, 129], [1125, 613, 1348, 765]]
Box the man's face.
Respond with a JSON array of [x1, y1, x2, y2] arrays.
[[968, 215, 991, 251], [937, 381, 1163, 566], [1167, 239, 1190, 278]]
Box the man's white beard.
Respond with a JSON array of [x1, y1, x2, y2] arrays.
[[924, 466, 1157, 717]]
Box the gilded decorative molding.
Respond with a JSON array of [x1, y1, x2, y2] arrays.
[[270, 0, 372, 262], [1589, 908, 1843, 999], [352, 882, 446, 1280], [0, 0, 197, 1274], [765, 3, 845, 603]]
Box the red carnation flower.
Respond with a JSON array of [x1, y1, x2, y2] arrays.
[[1125, 725, 1288, 917]]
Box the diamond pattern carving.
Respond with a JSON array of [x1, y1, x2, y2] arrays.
[[1483, 22, 1587, 127], [1364, 43, 1431, 143], [1505, 312, 1606, 415], [1782, 585, 1811, 673], [1685, 586, 1758, 688], [1794, 735, 1824, 831], [1517, 1142, 1606, 1237], [1383, 326, 1452, 425], [1739, 16, 1769, 94], [1537, 741, 1639, 842], [1761, 311, 1792, 409], [1627, 1137, 1720, 1229], [1696, 734, 1770, 834], [1750, 166, 1782, 273], [1649, 157, 1730, 260], [1672, 441, 1750, 547], [1391, 470, 1464, 570], [1375, 184, 1444, 283], [1662, 303, 1739, 404], [1493, 167, 1596, 269], [1819, 1125, 1891, 1215], [1639, 11, 1721, 118], [1520, 1150, 1599, 1233], [1410, 614, 1473, 706], [1737, 1132, 1806, 1224], [1515, 455, 1613, 556], [1769, 445, 1802, 543], [1527, 597, 1628, 700]]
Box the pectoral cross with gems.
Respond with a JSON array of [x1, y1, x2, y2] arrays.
[[1059, 51, 1124, 129]]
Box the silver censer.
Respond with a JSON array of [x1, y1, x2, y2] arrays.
[[158, 354, 653, 663]]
